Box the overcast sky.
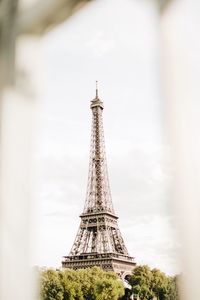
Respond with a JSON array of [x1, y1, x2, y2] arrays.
[[33, 0, 180, 275]]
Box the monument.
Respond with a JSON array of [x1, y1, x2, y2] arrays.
[[62, 83, 136, 277]]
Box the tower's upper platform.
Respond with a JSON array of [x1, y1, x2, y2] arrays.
[[90, 81, 104, 109]]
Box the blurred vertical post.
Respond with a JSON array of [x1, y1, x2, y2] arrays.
[[161, 0, 200, 299], [0, 87, 35, 300], [0, 0, 18, 87], [0, 1, 36, 299], [0, 1, 91, 299]]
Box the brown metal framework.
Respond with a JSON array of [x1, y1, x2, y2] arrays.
[[62, 85, 136, 276]]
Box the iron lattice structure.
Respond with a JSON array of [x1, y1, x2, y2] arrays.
[[62, 85, 136, 276]]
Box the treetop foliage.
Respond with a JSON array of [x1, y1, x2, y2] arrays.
[[127, 265, 179, 300], [40, 265, 179, 300], [40, 267, 124, 300]]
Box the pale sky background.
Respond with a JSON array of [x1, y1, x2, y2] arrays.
[[33, 0, 180, 275]]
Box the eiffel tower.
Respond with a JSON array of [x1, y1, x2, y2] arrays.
[[62, 83, 136, 277]]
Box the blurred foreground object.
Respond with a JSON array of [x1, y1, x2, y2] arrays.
[[18, 0, 92, 35], [0, 0, 18, 87], [161, 0, 200, 299], [0, 0, 91, 88], [0, 1, 91, 300], [158, 0, 173, 12]]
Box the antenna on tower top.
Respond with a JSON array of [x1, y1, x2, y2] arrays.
[[96, 81, 98, 98]]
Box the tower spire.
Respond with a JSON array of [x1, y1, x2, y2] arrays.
[[96, 80, 98, 98]]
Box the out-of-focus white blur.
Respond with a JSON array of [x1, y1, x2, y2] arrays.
[[0, 0, 90, 299], [161, 0, 200, 299], [0, 38, 40, 300]]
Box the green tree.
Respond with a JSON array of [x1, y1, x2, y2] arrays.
[[95, 277, 124, 300], [128, 265, 180, 300], [168, 275, 179, 300], [59, 269, 84, 300], [40, 267, 124, 300], [40, 269, 64, 300], [151, 268, 170, 300], [79, 267, 124, 300], [129, 265, 154, 300]]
